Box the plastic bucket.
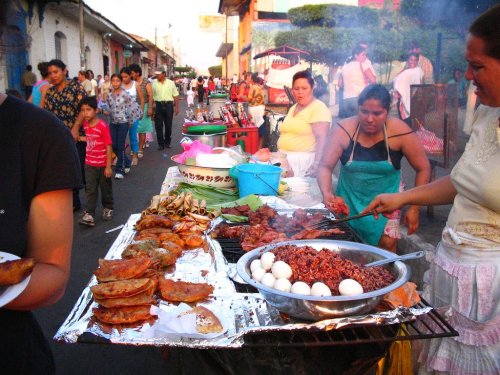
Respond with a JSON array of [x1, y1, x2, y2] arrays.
[[230, 163, 282, 197]]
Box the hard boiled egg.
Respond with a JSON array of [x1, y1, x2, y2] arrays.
[[339, 279, 364, 296], [260, 252, 275, 271], [290, 281, 311, 295], [260, 273, 276, 288], [271, 261, 292, 280], [250, 259, 263, 273], [274, 278, 292, 293], [252, 268, 266, 282], [310, 282, 332, 297]]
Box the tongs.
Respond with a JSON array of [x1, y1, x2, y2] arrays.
[[309, 210, 376, 229], [364, 251, 425, 267]]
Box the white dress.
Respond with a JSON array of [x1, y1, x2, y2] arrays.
[[416, 105, 500, 375]]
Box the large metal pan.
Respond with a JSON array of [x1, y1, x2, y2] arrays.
[[236, 239, 411, 321]]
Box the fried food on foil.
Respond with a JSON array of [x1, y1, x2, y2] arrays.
[[0, 258, 36, 286], [157, 232, 185, 248], [91, 278, 153, 300], [94, 283, 156, 308], [94, 257, 156, 282], [135, 215, 174, 231], [179, 306, 223, 334], [158, 278, 214, 302], [122, 241, 179, 267], [93, 305, 154, 325]]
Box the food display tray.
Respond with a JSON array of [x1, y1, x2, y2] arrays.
[[54, 215, 456, 349]]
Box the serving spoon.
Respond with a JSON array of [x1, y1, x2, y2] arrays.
[[364, 250, 425, 267]]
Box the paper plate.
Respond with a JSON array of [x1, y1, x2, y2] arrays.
[[0, 252, 32, 308]]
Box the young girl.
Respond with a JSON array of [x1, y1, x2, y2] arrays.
[[78, 96, 113, 226], [120, 67, 144, 166], [186, 87, 194, 107], [105, 74, 141, 179]]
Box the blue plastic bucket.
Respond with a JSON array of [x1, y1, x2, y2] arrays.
[[230, 163, 282, 197]]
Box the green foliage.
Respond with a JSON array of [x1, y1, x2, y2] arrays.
[[174, 66, 193, 73], [288, 4, 379, 28], [274, 26, 402, 65], [208, 65, 222, 77]]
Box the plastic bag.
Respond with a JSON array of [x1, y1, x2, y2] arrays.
[[173, 140, 213, 164]]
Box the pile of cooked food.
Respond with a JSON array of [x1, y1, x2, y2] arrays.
[[0, 258, 35, 286], [266, 244, 395, 296], [212, 205, 345, 251], [141, 192, 220, 220], [90, 203, 219, 326]]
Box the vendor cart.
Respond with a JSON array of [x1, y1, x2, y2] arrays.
[[55, 166, 457, 375]]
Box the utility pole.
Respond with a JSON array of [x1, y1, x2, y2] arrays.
[[79, 0, 85, 69], [155, 26, 158, 69]]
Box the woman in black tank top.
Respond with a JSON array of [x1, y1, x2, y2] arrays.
[[317, 84, 430, 251]]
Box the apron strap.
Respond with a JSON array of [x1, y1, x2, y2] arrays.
[[348, 123, 393, 165]]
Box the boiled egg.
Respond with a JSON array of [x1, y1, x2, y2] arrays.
[[310, 282, 332, 297], [252, 268, 266, 282], [339, 279, 364, 296], [260, 273, 276, 288], [290, 281, 311, 295], [260, 252, 275, 271], [271, 261, 292, 280], [250, 259, 263, 273], [274, 278, 292, 293]]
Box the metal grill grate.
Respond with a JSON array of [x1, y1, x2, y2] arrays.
[[242, 299, 458, 348], [218, 219, 359, 264]]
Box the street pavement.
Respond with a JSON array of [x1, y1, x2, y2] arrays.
[[34, 97, 467, 374]]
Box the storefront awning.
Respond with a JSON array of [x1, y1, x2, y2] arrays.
[[216, 43, 233, 58]]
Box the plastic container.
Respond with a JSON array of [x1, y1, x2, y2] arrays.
[[181, 131, 227, 148], [230, 163, 282, 198], [226, 126, 259, 154]]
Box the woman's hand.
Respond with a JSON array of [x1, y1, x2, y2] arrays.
[[402, 206, 420, 235], [147, 107, 153, 117], [363, 193, 406, 218]]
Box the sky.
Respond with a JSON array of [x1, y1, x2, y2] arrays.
[[84, 0, 222, 73]]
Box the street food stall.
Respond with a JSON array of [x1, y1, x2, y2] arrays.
[[55, 147, 457, 373], [253, 45, 310, 113]]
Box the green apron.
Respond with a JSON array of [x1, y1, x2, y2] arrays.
[[336, 124, 400, 245]]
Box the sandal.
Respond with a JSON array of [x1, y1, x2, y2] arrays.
[[138, 150, 144, 158]]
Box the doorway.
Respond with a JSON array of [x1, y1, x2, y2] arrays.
[[103, 55, 109, 76]]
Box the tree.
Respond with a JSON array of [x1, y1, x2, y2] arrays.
[[208, 65, 222, 77], [274, 3, 468, 82]]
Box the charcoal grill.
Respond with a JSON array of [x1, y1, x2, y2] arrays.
[[218, 219, 359, 264], [242, 299, 457, 348]]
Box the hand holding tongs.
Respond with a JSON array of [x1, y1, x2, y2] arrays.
[[310, 210, 376, 229]]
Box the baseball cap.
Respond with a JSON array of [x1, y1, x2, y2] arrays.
[[154, 68, 166, 75]]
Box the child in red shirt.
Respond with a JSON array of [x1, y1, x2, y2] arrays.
[[78, 97, 113, 226]]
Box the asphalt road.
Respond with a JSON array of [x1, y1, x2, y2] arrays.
[[35, 98, 465, 374]]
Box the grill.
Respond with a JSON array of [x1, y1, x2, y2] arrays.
[[242, 299, 458, 348], [218, 220, 359, 264]]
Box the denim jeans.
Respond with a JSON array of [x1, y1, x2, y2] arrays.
[[84, 165, 113, 216], [109, 122, 130, 174], [128, 119, 139, 153]]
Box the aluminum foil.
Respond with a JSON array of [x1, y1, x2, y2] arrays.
[[55, 214, 432, 348]]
